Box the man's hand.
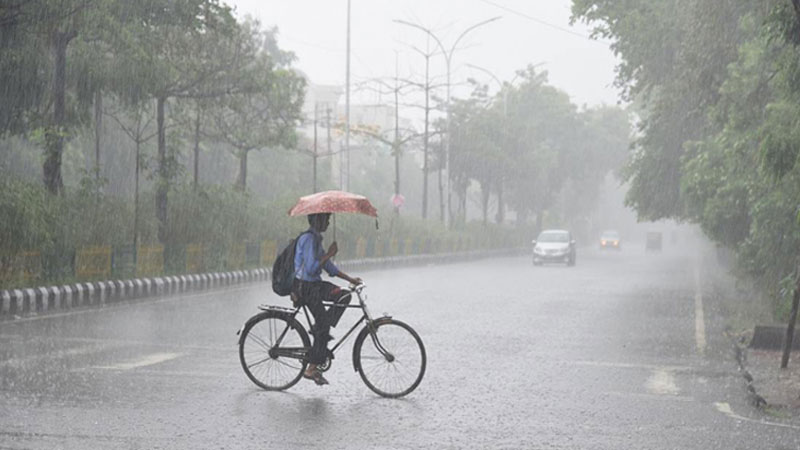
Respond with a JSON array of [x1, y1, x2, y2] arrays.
[[326, 241, 338, 258], [337, 271, 362, 286]]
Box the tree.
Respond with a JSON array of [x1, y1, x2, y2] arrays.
[[448, 84, 503, 225], [104, 99, 158, 248], [205, 25, 305, 191], [112, 0, 259, 242], [504, 67, 580, 229], [572, 0, 750, 220], [0, 3, 48, 137], [562, 106, 631, 224], [0, 0, 104, 194], [572, 0, 800, 340], [446, 65, 628, 230]]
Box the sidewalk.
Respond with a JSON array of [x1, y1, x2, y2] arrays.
[[741, 348, 800, 415]]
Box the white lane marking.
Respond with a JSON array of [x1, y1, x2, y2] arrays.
[[572, 360, 693, 372], [107, 369, 229, 378], [0, 342, 126, 369], [694, 264, 707, 355], [93, 352, 182, 370], [645, 369, 680, 395], [605, 391, 694, 402], [3, 285, 253, 324], [0, 334, 231, 353], [714, 402, 800, 430]]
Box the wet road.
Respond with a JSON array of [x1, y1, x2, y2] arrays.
[[1, 245, 799, 449]]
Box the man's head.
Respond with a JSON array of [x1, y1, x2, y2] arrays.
[[308, 213, 331, 232]]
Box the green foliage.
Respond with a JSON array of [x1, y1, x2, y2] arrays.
[[573, 0, 800, 317], [574, 0, 749, 220], [0, 178, 54, 259], [202, 23, 306, 189], [448, 66, 631, 229], [0, 175, 518, 288], [759, 102, 800, 179], [0, 175, 136, 286], [0, 13, 48, 136]]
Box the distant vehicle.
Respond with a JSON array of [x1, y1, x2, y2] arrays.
[[600, 230, 622, 250], [646, 231, 663, 252], [532, 229, 576, 266]]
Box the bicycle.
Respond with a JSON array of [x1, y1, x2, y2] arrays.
[[237, 283, 426, 398]]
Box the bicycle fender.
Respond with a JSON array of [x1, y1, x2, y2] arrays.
[[352, 315, 393, 373]]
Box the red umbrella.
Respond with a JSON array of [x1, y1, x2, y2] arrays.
[[288, 190, 378, 217]]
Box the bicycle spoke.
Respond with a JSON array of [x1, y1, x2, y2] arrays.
[[247, 333, 274, 352], [247, 355, 273, 369], [356, 320, 425, 397], [240, 315, 308, 391]]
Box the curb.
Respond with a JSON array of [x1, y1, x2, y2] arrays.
[[0, 248, 523, 321], [0, 268, 270, 320]]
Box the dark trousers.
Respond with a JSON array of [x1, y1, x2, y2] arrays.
[[292, 279, 352, 364]]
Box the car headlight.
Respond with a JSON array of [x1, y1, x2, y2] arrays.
[[533, 246, 544, 255]]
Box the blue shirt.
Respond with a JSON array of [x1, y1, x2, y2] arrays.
[[294, 228, 339, 281]]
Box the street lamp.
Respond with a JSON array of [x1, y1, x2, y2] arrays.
[[466, 62, 545, 116], [394, 16, 501, 228], [465, 63, 510, 116]]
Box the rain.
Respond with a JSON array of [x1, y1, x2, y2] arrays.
[[1, 0, 800, 448]]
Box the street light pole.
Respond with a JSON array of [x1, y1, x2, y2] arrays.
[[313, 103, 318, 192], [406, 41, 436, 220], [345, 0, 351, 191], [394, 16, 501, 228]]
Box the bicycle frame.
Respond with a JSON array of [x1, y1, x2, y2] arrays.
[[262, 284, 394, 363]]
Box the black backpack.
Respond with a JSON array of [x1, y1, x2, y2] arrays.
[[271, 231, 310, 296]]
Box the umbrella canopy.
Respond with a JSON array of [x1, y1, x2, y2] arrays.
[[288, 190, 378, 217]]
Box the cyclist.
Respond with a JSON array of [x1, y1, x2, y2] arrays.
[[292, 212, 361, 385]]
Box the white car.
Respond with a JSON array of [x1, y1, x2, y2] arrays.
[[532, 229, 576, 266]]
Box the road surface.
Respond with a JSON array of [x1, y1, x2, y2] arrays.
[[1, 244, 799, 449]]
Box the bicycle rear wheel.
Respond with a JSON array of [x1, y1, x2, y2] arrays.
[[239, 313, 310, 391], [354, 319, 426, 398]]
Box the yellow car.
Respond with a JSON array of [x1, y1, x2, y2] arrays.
[[600, 230, 621, 250]]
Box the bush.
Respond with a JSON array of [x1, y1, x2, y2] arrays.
[[0, 179, 522, 288]]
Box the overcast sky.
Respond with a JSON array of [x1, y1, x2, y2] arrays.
[[227, 0, 620, 109]]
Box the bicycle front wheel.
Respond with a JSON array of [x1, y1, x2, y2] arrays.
[[239, 313, 310, 391], [354, 319, 426, 398]]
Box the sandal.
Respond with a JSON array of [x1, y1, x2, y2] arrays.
[[303, 369, 329, 386]]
